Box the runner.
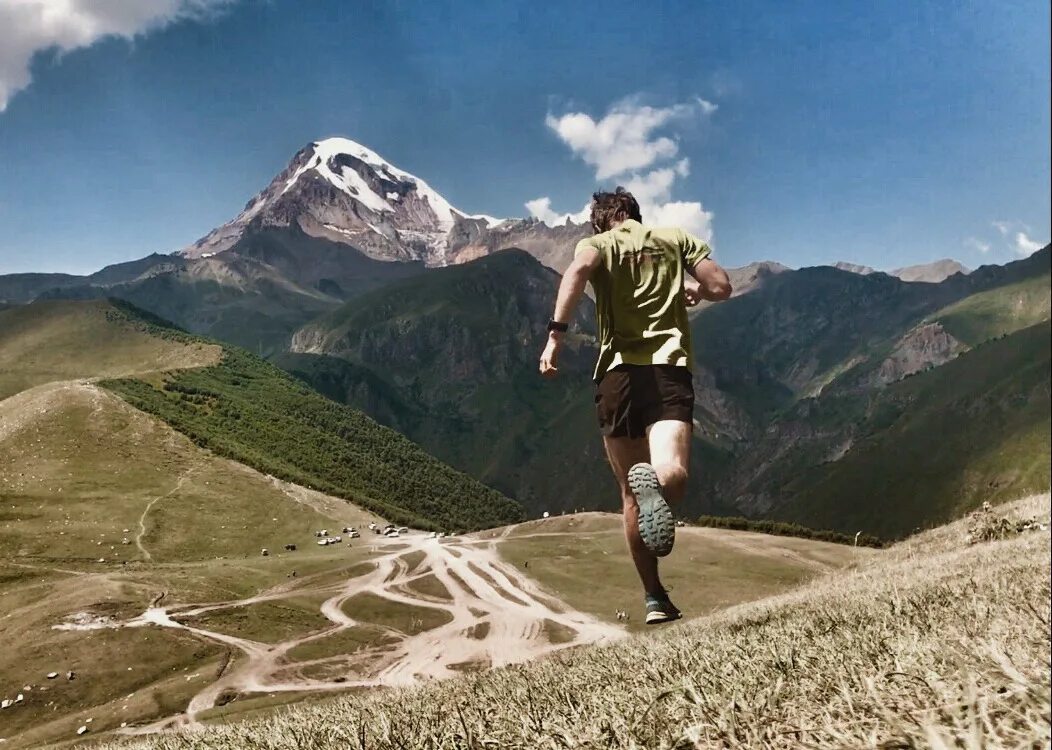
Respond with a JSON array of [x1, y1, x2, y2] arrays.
[[539, 188, 732, 624]]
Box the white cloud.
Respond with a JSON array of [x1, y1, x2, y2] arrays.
[[1014, 231, 1045, 257], [524, 197, 589, 227], [992, 220, 1012, 236], [0, 0, 236, 112], [543, 97, 714, 180], [528, 97, 716, 241], [964, 237, 991, 254]]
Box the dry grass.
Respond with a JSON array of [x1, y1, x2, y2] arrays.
[[100, 495, 1051, 750]]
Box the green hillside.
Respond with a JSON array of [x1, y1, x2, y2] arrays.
[[773, 321, 1051, 537], [103, 325, 523, 531], [932, 271, 1051, 346]]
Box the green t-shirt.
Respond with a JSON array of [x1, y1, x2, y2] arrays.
[[574, 219, 711, 381]]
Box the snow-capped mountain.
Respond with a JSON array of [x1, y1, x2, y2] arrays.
[[181, 137, 587, 268]]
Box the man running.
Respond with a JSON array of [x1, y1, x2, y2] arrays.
[[539, 188, 731, 624]]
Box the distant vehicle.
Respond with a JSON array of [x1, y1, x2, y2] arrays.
[[384, 529, 400, 538], [368, 523, 377, 530], [348, 530, 360, 538], [397, 526, 409, 534], [317, 539, 329, 546], [284, 544, 296, 551]]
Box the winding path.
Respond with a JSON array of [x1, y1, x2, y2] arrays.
[[120, 531, 623, 733]]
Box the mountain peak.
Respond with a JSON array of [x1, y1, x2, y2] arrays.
[[177, 136, 590, 272], [179, 136, 506, 263]]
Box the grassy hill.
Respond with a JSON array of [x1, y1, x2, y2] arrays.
[[1, 297, 521, 532], [104, 346, 523, 531], [0, 346, 389, 747], [0, 299, 221, 400], [98, 495, 1051, 750]]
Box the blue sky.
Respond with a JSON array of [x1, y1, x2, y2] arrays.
[[0, 0, 1048, 275]]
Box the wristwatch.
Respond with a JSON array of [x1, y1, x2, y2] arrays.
[[547, 319, 569, 333]]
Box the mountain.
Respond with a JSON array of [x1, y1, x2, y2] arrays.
[[4, 137, 589, 351], [0, 254, 185, 304], [828, 259, 971, 283], [26, 228, 426, 355], [693, 246, 1051, 535], [770, 321, 1050, 537], [891, 258, 970, 283], [280, 250, 606, 511], [180, 137, 590, 271]]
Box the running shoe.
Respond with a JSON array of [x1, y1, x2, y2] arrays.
[[644, 593, 682, 625], [628, 462, 675, 557]]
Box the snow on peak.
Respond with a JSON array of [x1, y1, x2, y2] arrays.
[[299, 138, 449, 229]]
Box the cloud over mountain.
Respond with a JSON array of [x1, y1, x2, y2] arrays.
[[0, 0, 235, 111], [527, 97, 716, 241]]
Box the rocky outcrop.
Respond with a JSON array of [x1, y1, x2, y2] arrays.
[[871, 322, 964, 386]]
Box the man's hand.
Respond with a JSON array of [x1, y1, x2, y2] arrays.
[[539, 333, 561, 378], [684, 275, 703, 307]]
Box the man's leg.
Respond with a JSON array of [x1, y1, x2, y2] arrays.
[[646, 419, 692, 506], [601, 435, 663, 596]]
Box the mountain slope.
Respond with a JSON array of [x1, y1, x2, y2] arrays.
[[103, 337, 522, 531], [930, 270, 1051, 346], [31, 227, 426, 355], [0, 298, 521, 530], [281, 250, 605, 512], [0, 299, 221, 400], [772, 321, 1050, 537], [696, 247, 1051, 532]]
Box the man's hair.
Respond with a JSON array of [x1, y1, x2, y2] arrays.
[[589, 187, 642, 234]]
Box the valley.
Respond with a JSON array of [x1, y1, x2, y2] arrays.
[[0, 297, 869, 748], [1, 137, 1046, 538]]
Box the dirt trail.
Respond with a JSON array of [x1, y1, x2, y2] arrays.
[[135, 469, 196, 562], [120, 532, 623, 734]]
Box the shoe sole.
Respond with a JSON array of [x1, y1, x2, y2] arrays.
[[645, 609, 682, 625], [628, 463, 675, 557]]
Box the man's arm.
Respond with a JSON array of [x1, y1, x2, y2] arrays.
[[686, 258, 732, 302], [539, 247, 601, 378]]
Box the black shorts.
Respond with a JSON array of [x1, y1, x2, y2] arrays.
[[594, 364, 694, 439]]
